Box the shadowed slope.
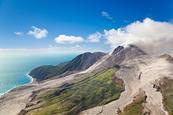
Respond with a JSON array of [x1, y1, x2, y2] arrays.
[[29, 52, 106, 81]]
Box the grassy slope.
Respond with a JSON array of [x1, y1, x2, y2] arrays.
[[120, 91, 146, 115], [160, 78, 173, 115], [29, 52, 106, 81], [26, 68, 124, 115], [29, 62, 68, 81]]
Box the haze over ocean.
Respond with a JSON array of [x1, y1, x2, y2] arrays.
[[0, 51, 76, 95]]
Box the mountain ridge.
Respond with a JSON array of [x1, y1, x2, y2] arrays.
[[1, 44, 173, 115], [94, 44, 146, 71], [29, 45, 147, 82], [29, 52, 106, 81]]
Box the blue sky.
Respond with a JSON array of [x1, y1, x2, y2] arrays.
[[0, 0, 173, 52]]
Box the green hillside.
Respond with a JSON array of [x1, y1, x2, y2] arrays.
[[23, 68, 124, 115], [29, 52, 106, 81]]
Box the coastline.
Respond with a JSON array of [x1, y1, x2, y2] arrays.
[[26, 72, 36, 84], [0, 68, 82, 115], [0, 72, 34, 97]]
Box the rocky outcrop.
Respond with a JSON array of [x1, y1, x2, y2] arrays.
[[95, 44, 146, 70]]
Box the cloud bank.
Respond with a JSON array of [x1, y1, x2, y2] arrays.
[[55, 35, 84, 44], [14, 18, 173, 55], [104, 18, 173, 55], [27, 26, 48, 39], [87, 32, 102, 43]]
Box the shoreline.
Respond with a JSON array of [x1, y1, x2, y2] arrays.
[[0, 72, 34, 97], [0, 67, 80, 115], [26, 72, 36, 84]]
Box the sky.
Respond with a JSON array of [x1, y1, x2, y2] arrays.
[[0, 0, 173, 53]]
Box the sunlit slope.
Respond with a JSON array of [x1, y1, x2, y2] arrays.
[[21, 68, 124, 115]]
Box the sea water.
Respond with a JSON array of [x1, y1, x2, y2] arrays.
[[0, 51, 77, 95]]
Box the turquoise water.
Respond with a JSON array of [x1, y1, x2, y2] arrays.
[[0, 52, 77, 95]]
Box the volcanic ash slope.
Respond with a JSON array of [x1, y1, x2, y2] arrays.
[[81, 45, 173, 115]]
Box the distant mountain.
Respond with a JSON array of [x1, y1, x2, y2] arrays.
[[29, 52, 106, 81]]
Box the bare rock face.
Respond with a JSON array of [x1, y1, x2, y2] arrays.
[[112, 46, 124, 55], [97, 44, 146, 70], [160, 54, 173, 63], [111, 44, 146, 64]]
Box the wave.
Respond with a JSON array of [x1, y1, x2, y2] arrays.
[[0, 72, 33, 97]]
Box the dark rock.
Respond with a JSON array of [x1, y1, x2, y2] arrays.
[[97, 44, 146, 70], [160, 54, 173, 62]]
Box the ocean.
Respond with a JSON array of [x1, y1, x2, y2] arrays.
[[0, 51, 77, 95]]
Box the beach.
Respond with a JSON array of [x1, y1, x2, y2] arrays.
[[0, 53, 77, 115], [0, 65, 91, 115], [0, 53, 76, 96]]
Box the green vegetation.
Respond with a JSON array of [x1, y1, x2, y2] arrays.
[[160, 78, 173, 115], [29, 52, 105, 81], [25, 68, 124, 115], [120, 91, 146, 115], [29, 62, 68, 81]]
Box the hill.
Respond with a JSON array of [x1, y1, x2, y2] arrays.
[[20, 45, 148, 115], [29, 52, 106, 81]]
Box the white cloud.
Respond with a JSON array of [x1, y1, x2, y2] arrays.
[[75, 44, 82, 48], [104, 18, 173, 55], [27, 26, 48, 39], [14, 32, 23, 36], [101, 11, 115, 22], [49, 44, 81, 50], [47, 44, 104, 53], [55, 35, 84, 44], [88, 32, 102, 43]]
